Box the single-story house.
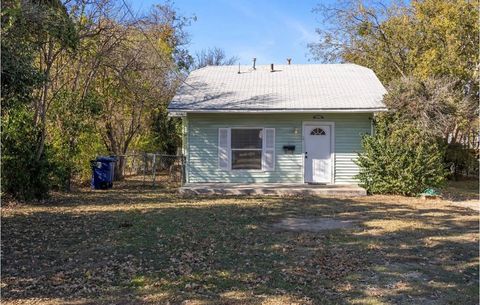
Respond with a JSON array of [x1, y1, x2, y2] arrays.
[[168, 63, 387, 188]]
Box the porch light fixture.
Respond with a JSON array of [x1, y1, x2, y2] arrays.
[[293, 127, 299, 135]]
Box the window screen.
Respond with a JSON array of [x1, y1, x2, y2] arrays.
[[231, 129, 263, 149], [231, 129, 262, 169]]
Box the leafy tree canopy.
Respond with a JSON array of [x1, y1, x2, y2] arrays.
[[309, 0, 479, 94]]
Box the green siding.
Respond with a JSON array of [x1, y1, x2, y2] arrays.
[[182, 116, 189, 182], [186, 113, 372, 184]]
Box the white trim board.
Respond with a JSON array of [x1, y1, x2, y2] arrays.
[[168, 108, 387, 116]]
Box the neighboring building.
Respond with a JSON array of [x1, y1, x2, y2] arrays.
[[168, 64, 387, 185]]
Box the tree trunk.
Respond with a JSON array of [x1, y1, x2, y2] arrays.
[[65, 167, 72, 192], [114, 155, 125, 181]]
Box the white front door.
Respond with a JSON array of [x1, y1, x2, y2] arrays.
[[304, 125, 333, 183]]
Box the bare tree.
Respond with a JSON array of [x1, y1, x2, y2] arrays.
[[384, 76, 477, 144], [94, 3, 192, 179], [32, 0, 122, 162], [194, 47, 238, 69], [308, 0, 411, 83]]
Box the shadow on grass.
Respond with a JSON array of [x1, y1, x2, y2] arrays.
[[442, 179, 479, 202], [1, 191, 479, 304]]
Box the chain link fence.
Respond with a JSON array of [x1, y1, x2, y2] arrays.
[[112, 153, 185, 187]]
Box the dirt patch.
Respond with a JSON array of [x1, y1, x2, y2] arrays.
[[272, 217, 357, 232]]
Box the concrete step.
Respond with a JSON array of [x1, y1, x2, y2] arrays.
[[179, 183, 367, 197]]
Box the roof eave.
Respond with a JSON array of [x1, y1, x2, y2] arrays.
[[167, 107, 388, 116]]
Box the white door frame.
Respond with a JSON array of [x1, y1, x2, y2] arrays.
[[302, 121, 335, 184]]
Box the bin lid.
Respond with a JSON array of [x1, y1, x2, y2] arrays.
[[420, 188, 440, 196], [96, 156, 116, 162]]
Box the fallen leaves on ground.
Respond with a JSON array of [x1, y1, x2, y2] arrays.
[[1, 178, 478, 304]]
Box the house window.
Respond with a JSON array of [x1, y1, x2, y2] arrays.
[[231, 129, 263, 170], [310, 128, 326, 135], [218, 127, 275, 171]]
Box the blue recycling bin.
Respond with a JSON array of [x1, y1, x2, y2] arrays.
[[90, 156, 116, 189]]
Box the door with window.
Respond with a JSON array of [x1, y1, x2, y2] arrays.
[[304, 125, 332, 183]]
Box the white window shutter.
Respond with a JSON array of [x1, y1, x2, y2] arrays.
[[263, 128, 275, 171], [218, 128, 230, 170]]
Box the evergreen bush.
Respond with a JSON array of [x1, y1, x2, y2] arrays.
[[2, 107, 52, 200], [355, 116, 447, 196]]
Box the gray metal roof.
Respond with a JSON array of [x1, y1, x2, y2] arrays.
[[168, 64, 387, 113]]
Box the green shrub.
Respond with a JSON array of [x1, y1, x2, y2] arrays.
[[355, 116, 447, 196], [134, 108, 182, 154], [1, 106, 52, 200], [48, 90, 104, 190]]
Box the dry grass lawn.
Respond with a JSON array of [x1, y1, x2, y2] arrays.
[[2, 178, 478, 304]]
